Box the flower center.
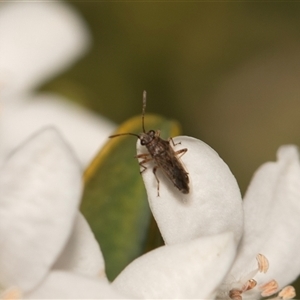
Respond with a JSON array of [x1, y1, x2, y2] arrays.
[[228, 254, 296, 300]]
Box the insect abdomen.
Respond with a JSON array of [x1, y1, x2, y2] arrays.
[[172, 166, 189, 193]]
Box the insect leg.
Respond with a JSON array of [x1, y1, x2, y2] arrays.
[[175, 148, 188, 159], [135, 153, 151, 159], [169, 138, 188, 158], [152, 166, 160, 197], [169, 137, 181, 147], [135, 153, 152, 174]]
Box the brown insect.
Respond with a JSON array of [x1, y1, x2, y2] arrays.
[[109, 91, 189, 196]]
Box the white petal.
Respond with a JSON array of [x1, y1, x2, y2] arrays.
[[230, 145, 300, 288], [0, 93, 116, 168], [26, 270, 130, 299], [113, 232, 236, 299], [0, 1, 90, 96], [138, 136, 243, 245], [53, 212, 106, 279], [0, 128, 82, 292]]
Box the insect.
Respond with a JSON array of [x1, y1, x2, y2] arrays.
[[109, 91, 189, 196]]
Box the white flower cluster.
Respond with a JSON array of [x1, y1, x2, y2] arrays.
[[0, 2, 299, 299]]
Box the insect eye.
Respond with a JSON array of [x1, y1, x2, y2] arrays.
[[140, 139, 146, 145]]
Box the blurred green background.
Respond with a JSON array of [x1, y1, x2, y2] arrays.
[[43, 2, 300, 195], [42, 1, 300, 291]]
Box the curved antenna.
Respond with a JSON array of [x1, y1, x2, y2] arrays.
[[109, 132, 140, 139], [142, 90, 147, 133]]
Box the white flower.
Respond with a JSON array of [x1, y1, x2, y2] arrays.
[[0, 2, 255, 299], [0, 127, 127, 299], [0, 1, 115, 168], [137, 136, 300, 299], [218, 145, 300, 300], [113, 232, 237, 299], [136, 136, 244, 246], [2, 126, 299, 299], [0, 127, 236, 300]]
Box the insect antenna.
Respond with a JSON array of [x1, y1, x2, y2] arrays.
[[109, 132, 140, 139], [109, 91, 147, 140], [142, 90, 147, 133]]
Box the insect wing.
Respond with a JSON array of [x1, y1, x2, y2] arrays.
[[155, 147, 189, 194]]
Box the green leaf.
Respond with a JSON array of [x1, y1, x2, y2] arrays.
[[81, 114, 181, 281]]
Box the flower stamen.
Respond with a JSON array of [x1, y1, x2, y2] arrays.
[[228, 279, 257, 300], [278, 286, 296, 299], [256, 253, 269, 273], [242, 278, 257, 291], [228, 254, 271, 300], [268, 285, 296, 300], [228, 288, 243, 300], [260, 279, 279, 297], [0, 287, 22, 300]]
